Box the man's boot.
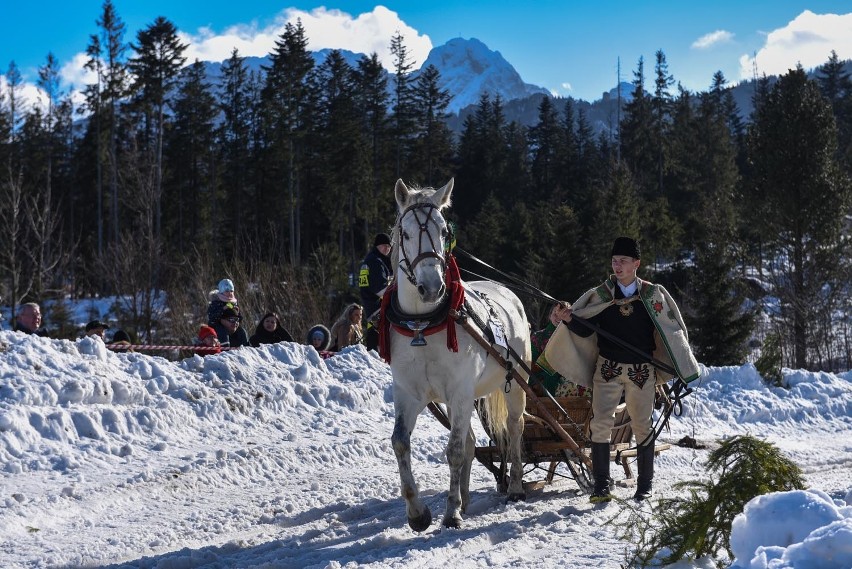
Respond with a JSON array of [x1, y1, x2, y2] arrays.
[[634, 443, 655, 501], [590, 442, 613, 503]]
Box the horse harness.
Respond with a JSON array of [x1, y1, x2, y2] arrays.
[[396, 202, 448, 287]]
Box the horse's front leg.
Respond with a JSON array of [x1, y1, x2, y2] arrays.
[[391, 404, 432, 532], [443, 401, 474, 528], [444, 405, 476, 520]]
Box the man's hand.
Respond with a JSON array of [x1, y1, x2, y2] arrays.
[[553, 303, 572, 323]]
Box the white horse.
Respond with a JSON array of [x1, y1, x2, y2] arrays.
[[387, 178, 529, 531]]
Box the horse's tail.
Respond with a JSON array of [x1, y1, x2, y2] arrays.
[[481, 390, 511, 449]]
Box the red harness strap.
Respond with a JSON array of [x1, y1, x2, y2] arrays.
[[378, 254, 465, 363]]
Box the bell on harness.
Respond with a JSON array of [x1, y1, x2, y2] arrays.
[[402, 320, 430, 346]]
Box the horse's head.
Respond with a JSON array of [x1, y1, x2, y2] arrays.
[[393, 178, 454, 304]]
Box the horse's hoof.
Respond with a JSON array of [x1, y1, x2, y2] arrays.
[[442, 514, 463, 529], [506, 492, 526, 503], [408, 507, 432, 532]]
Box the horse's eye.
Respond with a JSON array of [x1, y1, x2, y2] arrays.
[[402, 231, 410, 240], [441, 228, 449, 239]]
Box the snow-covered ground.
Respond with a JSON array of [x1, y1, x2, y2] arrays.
[[1, 330, 850, 569]]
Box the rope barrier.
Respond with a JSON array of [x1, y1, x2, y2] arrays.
[[105, 344, 234, 352]]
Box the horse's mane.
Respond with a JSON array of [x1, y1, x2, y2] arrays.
[[390, 185, 452, 272]]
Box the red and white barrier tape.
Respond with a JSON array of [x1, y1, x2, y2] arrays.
[[105, 344, 234, 352]]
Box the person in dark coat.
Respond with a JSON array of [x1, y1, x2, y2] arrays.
[[306, 324, 332, 359], [215, 306, 250, 348], [249, 312, 294, 347], [359, 232, 392, 351], [207, 278, 238, 327]]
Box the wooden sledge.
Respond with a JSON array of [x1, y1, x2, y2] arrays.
[[467, 392, 672, 492]]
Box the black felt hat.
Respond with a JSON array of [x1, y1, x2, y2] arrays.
[[611, 237, 640, 259]]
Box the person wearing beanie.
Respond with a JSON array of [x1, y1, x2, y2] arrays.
[[359, 232, 393, 351], [207, 277, 239, 329], [543, 237, 699, 504], [196, 324, 222, 355]]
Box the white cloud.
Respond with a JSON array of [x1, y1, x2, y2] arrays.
[[691, 30, 734, 50], [0, 73, 47, 115], [182, 6, 432, 70], [561, 82, 573, 91], [49, 5, 432, 111], [739, 10, 852, 81]]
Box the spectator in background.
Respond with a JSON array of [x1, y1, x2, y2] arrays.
[[108, 329, 133, 351], [110, 330, 132, 345], [359, 233, 392, 351], [306, 324, 332, 359], [207, 278, 238, 327], [196, 325, 222, 355], [216, 307, 249, 348], [249, 312, 294, 347], [85, 320, 110, 340], [329, 303, 364, 352], [15, 303, 47, 336]]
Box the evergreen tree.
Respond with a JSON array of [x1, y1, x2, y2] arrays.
[[260, 19, 315, 265], [127, 16, 187, 239], [82, 32, 106, 256], [573, 106, 602, 219], [557, 98, 579, 207], [164, 60, 217, 255], [312, 50, 369, 275], [748, 65, 852, 368], [528, 96, 561, 202], [410, 64, 454, 187], [95, 0, 129, 248], [29, 53, 71, 298], [587, 159, 642, 265], [389, 31, 417, 179], [685, 240, 755, 365], [352, 52, 392, 245], [217, 48, 254, 251], [619, 56, 655, 199], [455, 94, 507, 221], [815, 50, 852, 166], [651, 49, 675, 196]]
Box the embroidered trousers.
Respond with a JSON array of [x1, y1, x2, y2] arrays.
[[589, 355, 656, 445]]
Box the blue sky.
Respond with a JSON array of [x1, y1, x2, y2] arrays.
[[3, 1, 852, 105]]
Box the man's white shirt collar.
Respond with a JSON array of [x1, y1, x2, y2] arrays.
[[618, 280, 638, 297]]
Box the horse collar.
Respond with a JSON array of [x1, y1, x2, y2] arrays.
[[387, 290, 451, 333]]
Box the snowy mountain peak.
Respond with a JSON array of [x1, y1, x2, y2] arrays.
[[420, 37, 550, 114]]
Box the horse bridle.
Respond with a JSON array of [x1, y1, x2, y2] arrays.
[[396, 202, 447, 287]]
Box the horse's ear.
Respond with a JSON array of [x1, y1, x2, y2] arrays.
[[433, 178, 454, 208], [394, 179, 409, 210]]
